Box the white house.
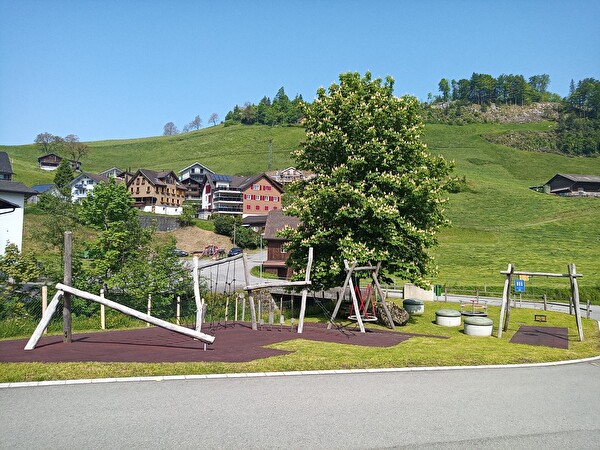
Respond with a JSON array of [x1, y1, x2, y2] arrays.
[[0, 180, 37, 255], [69, 172, 109, 203], [99, 167, 124, 179], [179, 162, 214, 182]]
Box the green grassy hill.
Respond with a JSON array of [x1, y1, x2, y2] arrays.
[[2, 124, 304, 184], [3, 122, 599, 292]]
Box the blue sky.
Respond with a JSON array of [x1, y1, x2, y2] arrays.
[[1, 0, 598, 145]]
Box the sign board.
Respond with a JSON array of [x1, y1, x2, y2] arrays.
[[514, 279, 525, 292]]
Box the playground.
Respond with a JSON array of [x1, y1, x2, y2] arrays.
[[1, 236, 598, 382]]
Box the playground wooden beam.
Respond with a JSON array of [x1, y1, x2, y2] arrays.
[[24, 283, 216, 351], [243, 280, 312, 291]]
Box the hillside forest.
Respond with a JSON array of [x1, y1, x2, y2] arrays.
[[222, 75, 600, 157]]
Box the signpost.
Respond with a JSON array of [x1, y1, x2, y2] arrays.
[[514, 279, 525, 292]]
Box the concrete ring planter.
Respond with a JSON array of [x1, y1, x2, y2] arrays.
[[403, 299, 424, 315], [464, 316, 493, 336], [435, 309, 461, 327]]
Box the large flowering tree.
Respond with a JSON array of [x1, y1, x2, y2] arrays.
[[282, 72, 452, 289]]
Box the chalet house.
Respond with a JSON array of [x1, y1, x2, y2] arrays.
[[126, 169, 187, 215], [241, 173, 284, 216], [70, 172, 109, 203], [267, 166, 312, 184], [37, 153, 81, 171], [199, 173, 246, 218], [544, 174, 600, 196], [262, 209, 300, 279], [0, 152, 13, 181], [181, 177, 203, 202], [179, 162, 215, 203], [179, 162, 214, 182], [0, 174, 37, 254], [99, 167, 124, 179]]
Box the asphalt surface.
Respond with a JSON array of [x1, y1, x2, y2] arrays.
[[2, 360, 600, 449]]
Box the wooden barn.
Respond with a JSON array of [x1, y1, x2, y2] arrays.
[[543, 174, 600, 196]]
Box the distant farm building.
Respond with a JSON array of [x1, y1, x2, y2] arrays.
[[37, 153, 82, 171], [543, 174, 600, 197]]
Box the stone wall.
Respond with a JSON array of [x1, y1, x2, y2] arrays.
[[138, 216, 179, 231]]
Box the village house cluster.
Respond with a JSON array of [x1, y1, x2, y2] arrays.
[[33, 153, 311, 219], [2, 152, 310, 275]]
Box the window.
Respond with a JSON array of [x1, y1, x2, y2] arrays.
[[273, 196, 279, 202], [252, 184, 260, 190], [255, 205, 260, 210], [246, 194, 251, 200], [265, 206, 269, 211], [141, 179, 145, 185], [136, 178, 140, 185], [266, 185, 272, 190], [246, 205, 251, 210], [280, 244, 287, 254]]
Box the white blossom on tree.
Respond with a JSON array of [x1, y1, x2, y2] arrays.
[[282, 72, 453, 288]]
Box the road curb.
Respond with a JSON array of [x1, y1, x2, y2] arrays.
[[2, 353, 600, 389]]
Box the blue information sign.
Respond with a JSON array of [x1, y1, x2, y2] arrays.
[[514, 279, 525, 292]]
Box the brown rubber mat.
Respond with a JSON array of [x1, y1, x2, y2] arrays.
[[509, 326, 569, 349], [0, 322, 445, 363]]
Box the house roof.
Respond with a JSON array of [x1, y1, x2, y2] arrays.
[[130, 169, 187, 190], [0, 180, 38, 197], [31, 184, 56, 194], [70, 172, 110, 186], [239, 173, 284, 192], [553, 174, 600, 183], [263, 210, 300, 240], [0, 152, 13, 174], [99, 166, 124, 176], [243, 215, 268, 227], [179, 162, 215, 174]]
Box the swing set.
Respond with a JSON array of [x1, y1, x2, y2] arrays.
[[328, 260, 395, 333]]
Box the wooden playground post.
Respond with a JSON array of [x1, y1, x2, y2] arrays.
[[241, 252, 258, 330], [100, 289, 106, 330], [296, 247, 313, 333], [63, 231, 72, 343], [146, 294, 151, 326], [499, 263, 584, 341], [42, 286, 48, 334], [193, 256, 203, 332], [176, 296, 181, 325]]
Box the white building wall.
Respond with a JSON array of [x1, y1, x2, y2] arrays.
[[141, 205, 182, 216], [0, 191, 25, 254]]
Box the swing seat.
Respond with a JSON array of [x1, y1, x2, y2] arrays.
[[348, 314, 378, 323]]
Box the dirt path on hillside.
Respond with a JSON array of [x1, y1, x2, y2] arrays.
[[161, 226, 233, 254]]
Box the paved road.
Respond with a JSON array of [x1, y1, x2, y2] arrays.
[[2, 361, 600, 449]]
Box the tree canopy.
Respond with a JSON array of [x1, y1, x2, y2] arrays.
[[433, 72, 558, 105], [225, 87, 304, 126], [282, 72, 453, 289]]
